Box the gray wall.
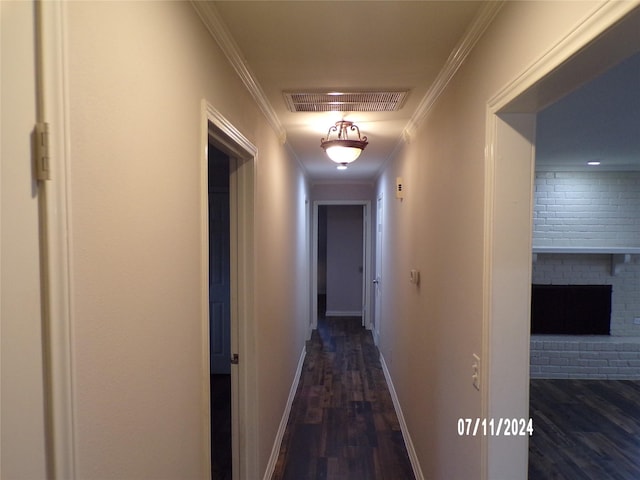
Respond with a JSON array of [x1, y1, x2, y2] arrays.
[[326, 205, 364, 316]]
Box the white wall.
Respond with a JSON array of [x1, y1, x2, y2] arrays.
[[60, 2, 308, 478], [1, 2, 48, 478], [374, 1, 618, 479], [311, 182, 374, 202]]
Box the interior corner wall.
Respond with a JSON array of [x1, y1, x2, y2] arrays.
[[1, 2, 48, 478], [64, 2, 308, 478], [374, 2, 611, 479]]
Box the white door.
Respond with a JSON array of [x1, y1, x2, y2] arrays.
[[374, 195, 383, 343]]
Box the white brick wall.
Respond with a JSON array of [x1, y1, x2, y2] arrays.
[[532, 171, 640, 336], [530, 336, 640, 379], [531, 172, 640, 377], [534, 171, 640, 247]]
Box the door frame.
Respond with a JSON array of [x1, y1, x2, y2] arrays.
[[373, 194, 383, 345], [481, 4, 640, 479], [311, 200, 372, 332], [201, 101, 258, 480], [37, 1, 76, 478]]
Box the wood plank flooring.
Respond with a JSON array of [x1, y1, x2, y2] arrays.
[[271, 317, 415, 480], [529, 379, 640, 479]]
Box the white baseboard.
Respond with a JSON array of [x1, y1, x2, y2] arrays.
[[262, 346, 306, 480], [379, 352, 425, 480], [325, 310, 363, 317]]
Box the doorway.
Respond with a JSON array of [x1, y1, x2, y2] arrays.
[[312, 201, 371, 330], [483, 6, 640, 478], [209, 144, 232, 479], [373, 194, 383, 344], [203, 102, 258, 479]]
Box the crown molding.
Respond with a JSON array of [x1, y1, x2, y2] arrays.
[[402, 1, 504, 141], [192, 1, 286, 144]]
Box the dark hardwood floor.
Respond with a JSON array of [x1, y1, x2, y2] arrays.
[[271, 315, 415, 480], [529, 379, 640, 479]]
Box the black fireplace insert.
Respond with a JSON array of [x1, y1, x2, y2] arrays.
[[531, 284, 612, 335]]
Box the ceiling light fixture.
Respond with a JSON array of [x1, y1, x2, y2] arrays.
[[588, 161, 601, 166], [320, 120, 368, 165]]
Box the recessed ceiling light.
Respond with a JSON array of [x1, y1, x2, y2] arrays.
[[587, 161, 601, 166]]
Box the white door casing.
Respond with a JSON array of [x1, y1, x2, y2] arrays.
[[374, 194, 383, 344], [311, 200, 372, 330], [203, 101, 257, 480]]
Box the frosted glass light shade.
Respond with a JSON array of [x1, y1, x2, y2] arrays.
[[325, 145, 362, 164], [320, 120, 368, 165]]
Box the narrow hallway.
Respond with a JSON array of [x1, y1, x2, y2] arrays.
[[272, 313, 415, 479]]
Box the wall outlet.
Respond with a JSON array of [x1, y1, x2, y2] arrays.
[[472, 354, 480, 391]]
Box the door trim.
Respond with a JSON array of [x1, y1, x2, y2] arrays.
[[311, 200, 372, 332], [481, 3, 640, 479], [37, 2, 77, 478], [373, 194, 383, 345], [202, 101, 258, 480]]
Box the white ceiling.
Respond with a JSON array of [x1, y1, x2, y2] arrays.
[[208, 1, 486, 183], [203, 2, 640, 181], [536, 51, 640, 172]]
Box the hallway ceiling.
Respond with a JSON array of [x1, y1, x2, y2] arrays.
[[207, 1, 487, 183], [203, 2, 640, 181]]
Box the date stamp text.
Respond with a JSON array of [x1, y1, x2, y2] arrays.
[[457, 418, 533, 436]]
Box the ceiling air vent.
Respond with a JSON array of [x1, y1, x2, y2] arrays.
[[283, 90, 408, 112]]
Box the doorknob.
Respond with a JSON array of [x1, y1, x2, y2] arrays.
[[231, 354, 239, 365], [373, 278, 380, 284]]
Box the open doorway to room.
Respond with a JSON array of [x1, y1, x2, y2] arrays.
[[484, 6, 640, 479], [312, 201, 371, 329], [203, 103, 258, 480], [527, 50, 640, 480], [208, 144, 233, 480]]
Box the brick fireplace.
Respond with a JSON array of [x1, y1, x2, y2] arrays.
[[530, 171, 640, 379]]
